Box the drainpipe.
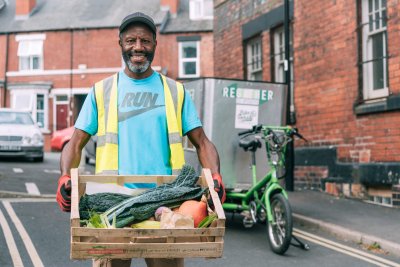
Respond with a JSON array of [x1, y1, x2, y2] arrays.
[[69, 28, 74, 127], [284, 0, 294, 191], [3, 33, 9, 107]]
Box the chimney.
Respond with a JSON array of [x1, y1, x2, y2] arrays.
[[160, 0, 179, 15], [16, 0, 37, 19]]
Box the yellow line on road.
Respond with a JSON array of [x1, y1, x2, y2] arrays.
[[3, 201, 44, 267], [0, 204, 24, 267], [294, 228, 400, 267]]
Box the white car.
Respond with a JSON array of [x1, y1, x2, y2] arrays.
[[0, 109, 44, 162]]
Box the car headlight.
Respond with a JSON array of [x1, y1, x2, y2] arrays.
[[22, 136, 32, 145], [31, 133, 43, 145]]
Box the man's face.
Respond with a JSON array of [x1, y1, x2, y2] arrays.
[[119, 24, 157, 74]]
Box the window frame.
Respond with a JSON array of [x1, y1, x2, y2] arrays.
[[16, 34, 45, 72], [361, 0, 389, 100], [178, 41, 200, 78], [245, 36, 263, 81], [10, 89, 49, 132], [189, 0, 213, 20], [272, 26, 294, 87]]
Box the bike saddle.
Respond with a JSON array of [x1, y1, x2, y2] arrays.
[[239, 138, 262, 151]]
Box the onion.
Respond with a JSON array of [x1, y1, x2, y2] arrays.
[[154, 206, 171, 221]]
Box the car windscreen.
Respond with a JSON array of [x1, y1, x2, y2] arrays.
[[0, 111, 34, 125]]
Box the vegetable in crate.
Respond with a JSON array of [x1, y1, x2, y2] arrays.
[[178, 198, 208, 227], [101, 165, 206, 228], [79, 192, 131, 220]]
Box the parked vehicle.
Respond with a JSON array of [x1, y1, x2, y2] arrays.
[[0, 108, 44, 162], [50, 126, 74, 151], [51, 125, 96, 165]]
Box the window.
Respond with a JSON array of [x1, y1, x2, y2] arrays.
[[36, 94, 45, 127], [10, 89, 49, 130], [272, 26, 293, 87], [16, 34, 45, 71], [189, 0, 213, 20], [361, 0, 388, 99], [179, 41, 200, 78], [245, 37, 263, 81]]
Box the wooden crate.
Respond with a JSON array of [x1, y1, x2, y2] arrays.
[[70, 168, 226, 260]]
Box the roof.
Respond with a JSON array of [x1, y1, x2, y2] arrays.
[[0, 0, 213, 34], [161, 0, 213, 33], [0, 0, 166, 33]]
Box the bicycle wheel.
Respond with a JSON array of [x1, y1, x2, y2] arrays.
[[267, 193, 293, 255]]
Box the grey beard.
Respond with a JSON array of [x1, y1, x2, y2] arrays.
[[126, 60, 151, 74]]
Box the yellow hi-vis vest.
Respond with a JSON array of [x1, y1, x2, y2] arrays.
[[94, 72, 185, 175]]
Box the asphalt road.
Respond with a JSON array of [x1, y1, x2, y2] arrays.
[[0, 153, 396, 267]]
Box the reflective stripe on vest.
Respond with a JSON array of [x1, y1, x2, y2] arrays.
[[160, 74, 185, 174], [94, 73, 119, 175], [94, 72, 185, 175]]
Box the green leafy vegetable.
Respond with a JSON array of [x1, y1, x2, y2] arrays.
[[198, 214, 218, 228]]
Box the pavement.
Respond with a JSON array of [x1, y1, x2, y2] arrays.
[[289, 189, 400, 256]]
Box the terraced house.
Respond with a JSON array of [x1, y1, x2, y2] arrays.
[[213, 0, 400, 206], [0, 0, 214, 150]]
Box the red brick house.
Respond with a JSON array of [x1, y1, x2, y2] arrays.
[[213, 0, 400, 206], [0, 0, 214, 150]]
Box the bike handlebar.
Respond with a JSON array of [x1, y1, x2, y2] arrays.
[[238, 125, 308, 142], [238, 124, 263, 136]]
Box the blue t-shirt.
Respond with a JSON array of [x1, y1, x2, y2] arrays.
[[75, 71, 202, 185]]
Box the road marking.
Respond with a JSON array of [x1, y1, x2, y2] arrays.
[[3, 201, 44, 267], [44, 169, 61, 174], [5, 198, 55, 203], [0, 204, 24, 267], [25, 183, 41, 195], [294, 228, 399, 267], [13, 168, 23, 173]]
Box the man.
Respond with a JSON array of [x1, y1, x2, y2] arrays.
[[56, 12, 225, 267]]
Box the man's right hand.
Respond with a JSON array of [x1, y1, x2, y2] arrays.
[[56, 175, 71, 212]]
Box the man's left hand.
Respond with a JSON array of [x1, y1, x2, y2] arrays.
[[212, 173, 226, 204]]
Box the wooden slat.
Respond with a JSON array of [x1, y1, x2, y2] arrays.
[[71, 227, 225, 238], [202, 169, 226, 221], [71, 241, 223, 259], [78, 175, 177, 184], [70, 168, 226, 260], [202, 169, 226, 243], [70, 168, 80, 226]]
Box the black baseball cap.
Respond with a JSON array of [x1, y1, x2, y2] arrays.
[[119, 12, 157, 35]]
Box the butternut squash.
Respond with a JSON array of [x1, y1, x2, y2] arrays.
[[178, 198, 208, 227]]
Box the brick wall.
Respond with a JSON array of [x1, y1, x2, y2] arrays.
[[6, 30, 122, 88], [294, 0, 400, 163], [3, 24, 214, 151], [157, 32, 214, 80], [0, 35, 6, 78], [214, 0, 400, 200], [214, 0, 283, 79], [387, 0, 400, 93], [295, 166, 328, 190], [6, 28, 212, 88]]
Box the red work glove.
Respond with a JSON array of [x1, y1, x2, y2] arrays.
[[56, 174, 71, 212], [212, 173, 226, 204]]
